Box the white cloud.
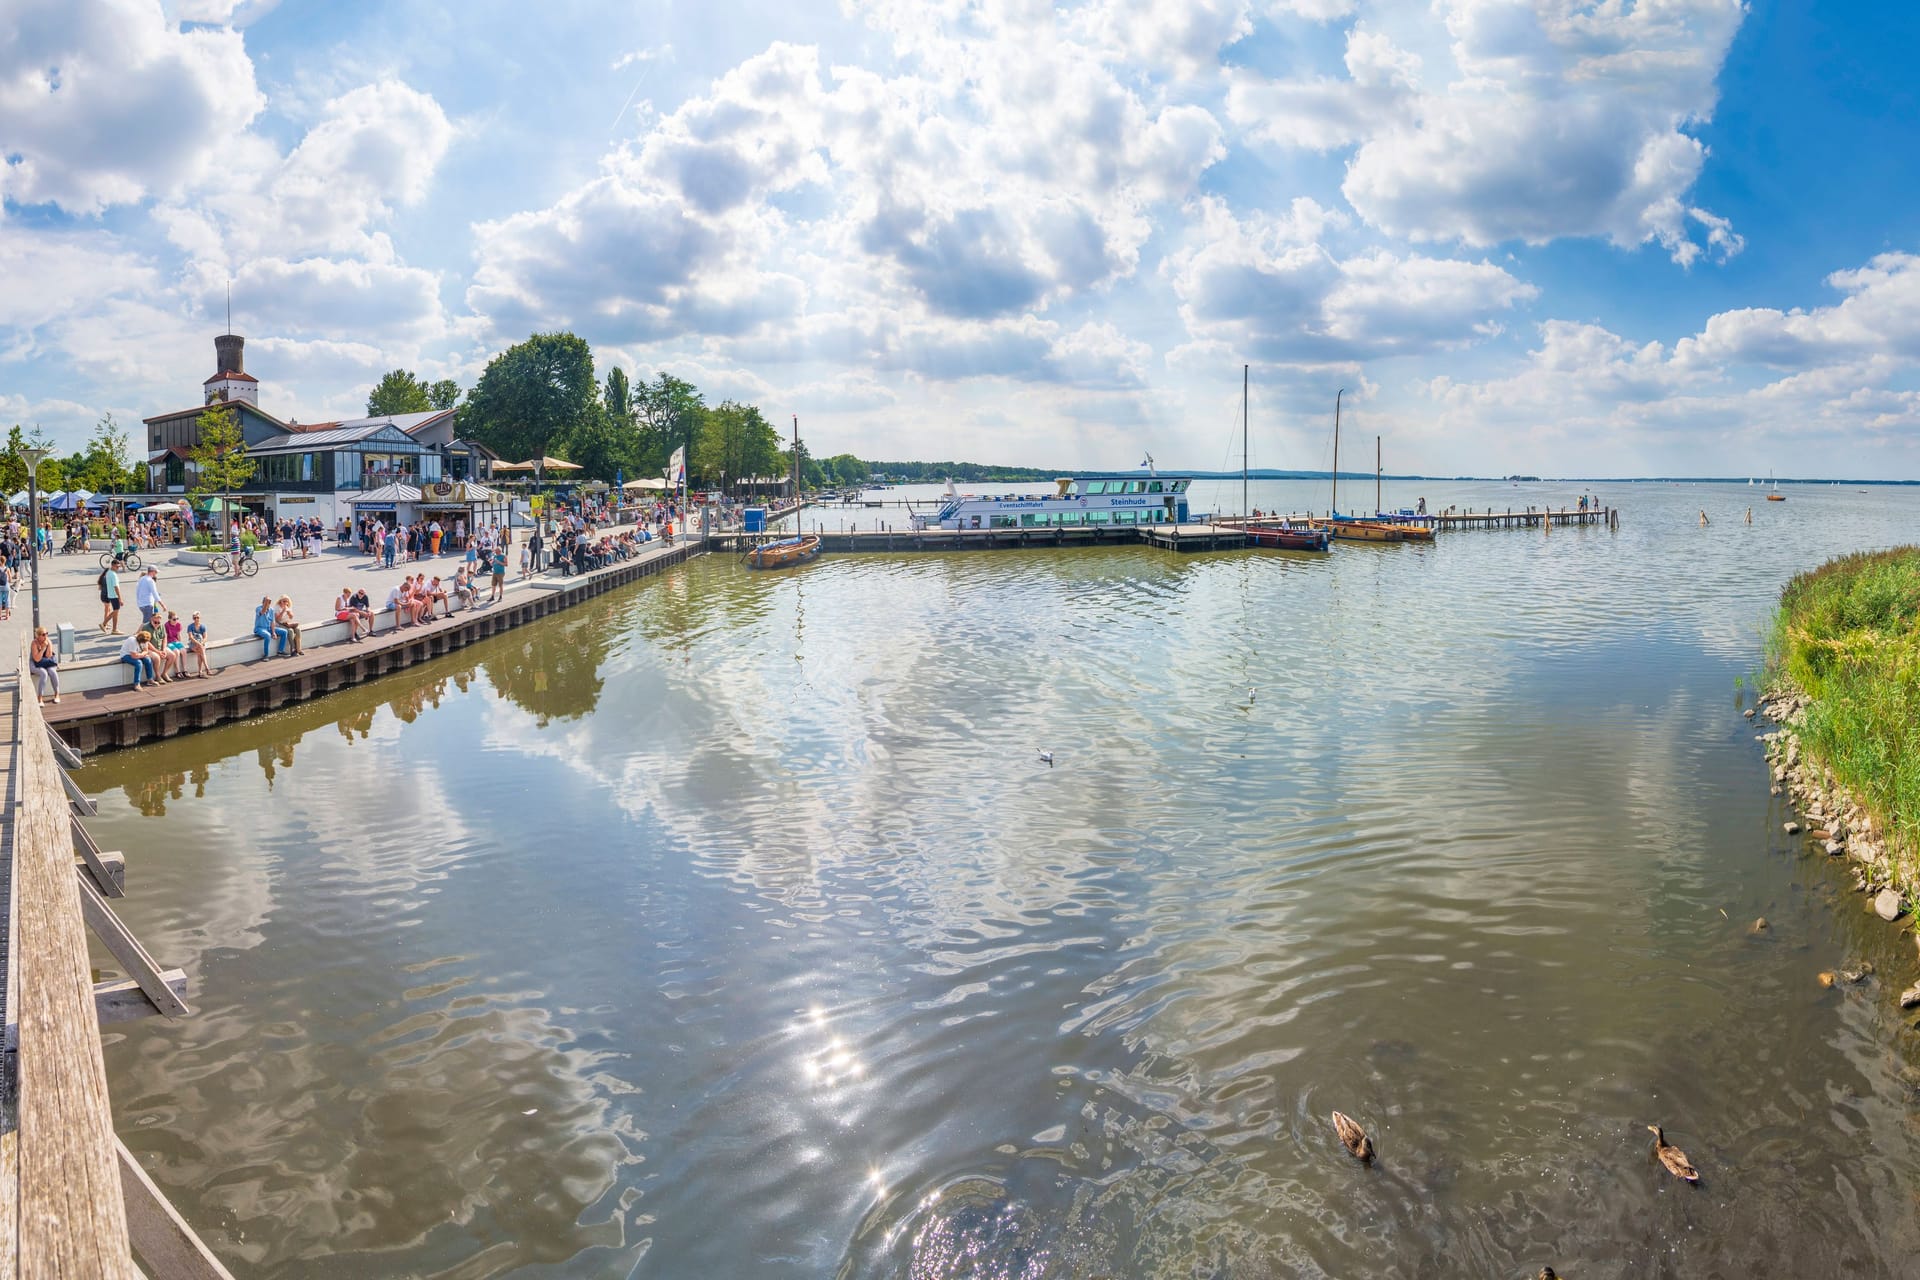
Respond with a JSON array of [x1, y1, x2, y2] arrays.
[[0, 0, 264, 212], [1167, 197, 1536, 362], [1232, 0, 1748, 265]]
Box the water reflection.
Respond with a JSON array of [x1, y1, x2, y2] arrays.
[[78, 482, 1920, 1277]]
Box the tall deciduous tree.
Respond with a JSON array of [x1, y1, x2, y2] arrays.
[[604, 367, 633, 431], [634, 373, 703, 477], [460, 332, 598, 464], [428, 379, 460, 410], [367, 369, 433, 416], [188, 405, 255, 515], [0, 424, 60, 495], [693, 401, 781, 493], [85, 411, 136, 496]]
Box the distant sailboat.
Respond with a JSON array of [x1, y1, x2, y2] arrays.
[[1767, 470, 1786, 502]]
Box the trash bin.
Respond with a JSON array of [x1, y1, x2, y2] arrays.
[[744, 507, 767, 533], [57, 622, 76, 657]]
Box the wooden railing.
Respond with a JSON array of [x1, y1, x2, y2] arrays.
[[4, 645, 136, 1277]]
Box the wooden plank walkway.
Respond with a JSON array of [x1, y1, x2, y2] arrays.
[[47, 538, 702, 755], [712, 523, 1246, 555]]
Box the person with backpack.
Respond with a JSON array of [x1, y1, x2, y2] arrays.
[[99, 557, 124, 633]]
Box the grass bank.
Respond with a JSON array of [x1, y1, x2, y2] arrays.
[[1766, 546, 1920, 862]]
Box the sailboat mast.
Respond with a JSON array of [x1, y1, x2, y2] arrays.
[[1376, 436, 1381, 514], [1332, 389, 1343, 516], [1242, 364, 1249, 519], [792, 414, 801, 518]]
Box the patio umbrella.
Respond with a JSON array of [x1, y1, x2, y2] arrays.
[[7, 491, 25, 506], [622, 477, 670, 491], [142, 501, 182, 514], [534, 456, 583, 471]]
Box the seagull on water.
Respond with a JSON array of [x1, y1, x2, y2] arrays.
[[1036, 749, 1054, 767]]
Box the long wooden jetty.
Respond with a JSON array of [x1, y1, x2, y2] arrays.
[[1432, 505, 1615, 530], [713, 524, 1247, 555], [46, 537, 702, 756], [3, 644, 235, 1277]]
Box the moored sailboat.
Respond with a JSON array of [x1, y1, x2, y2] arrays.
[[1238, 365, 1333, 552]]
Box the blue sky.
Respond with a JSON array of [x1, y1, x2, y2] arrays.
[[4, 0, 1917, 477]]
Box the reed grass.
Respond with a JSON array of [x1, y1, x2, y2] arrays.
[[1768, 547, 1920, 852]]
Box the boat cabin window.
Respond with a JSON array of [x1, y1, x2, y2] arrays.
[[1149, 480, 1164, 493], [1086, 481, 1108, 494]]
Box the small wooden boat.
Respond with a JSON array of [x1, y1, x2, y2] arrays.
[[745, 534, 822, 569], [1246, 523, 1333, 551], [1309, 517, 1404, 543]]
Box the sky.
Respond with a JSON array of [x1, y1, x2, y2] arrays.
[[3, 0, 1917, 478]]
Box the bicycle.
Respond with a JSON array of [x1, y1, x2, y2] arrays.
[[209, 550, 259, 578], [99, 550, 141, 572]]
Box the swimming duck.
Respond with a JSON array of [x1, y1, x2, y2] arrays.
[[1331, 1111, 1373, 1162], [1646, 1125, 1699, 1182]]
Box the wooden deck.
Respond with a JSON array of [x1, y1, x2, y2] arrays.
[[3, 639, 235, 1276], [46, 539, 702, 755], [1432, 505, 1615, 530], [712, 523, 1247, 555]]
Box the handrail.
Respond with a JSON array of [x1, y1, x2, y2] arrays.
[[7, 638, 135, 1277]]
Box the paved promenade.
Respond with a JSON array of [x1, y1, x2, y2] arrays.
[[1, 523, 663, 660]]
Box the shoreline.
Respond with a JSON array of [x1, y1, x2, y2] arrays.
[[45, 537, 705, 754]]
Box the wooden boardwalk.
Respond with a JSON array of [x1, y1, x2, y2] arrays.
[[3, 642, 234, 1277], [47, 538, 702, 755], [1432, 505, 1615, 530], [713, 523, 1246, 555]]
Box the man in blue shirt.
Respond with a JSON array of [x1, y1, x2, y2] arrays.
[[253, 596, 290, 658]]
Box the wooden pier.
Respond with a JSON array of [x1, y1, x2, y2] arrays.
[[46, 538, 702, 756], [3, 644, 235, 1277], [1432, 505, 1615, 530], [712, 523, 1246, 555]]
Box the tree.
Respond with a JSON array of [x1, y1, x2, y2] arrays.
[[460, 332, 598, 464], [693, 401, 781, 493], [428, 379, 460, 411], [367, 369, 433, 416], [824, 453, 867, 487], [85, 411, 136, 497], [604, 367, 633, 431], [0, 425, 61, 496], [188, 405, 254, 524], [558, 403, 639, 483], [633, 373, 703, 477]]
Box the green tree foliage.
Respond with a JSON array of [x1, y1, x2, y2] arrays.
[[693, 401, 782, 491], [1, 425, 63, 496], [367, 368, 434, 416], [822, 453, 868, 487], [634, 373, 703, 477], [188, 405, 255, 499], [461, 332, 598, 464], [558, 403, 639, 483], [604, 367, 633, 431], [76, 412, 137, 495], [428, 379, 460, 410]]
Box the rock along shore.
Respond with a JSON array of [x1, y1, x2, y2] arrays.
[[1757, 687, 1920, 1005]]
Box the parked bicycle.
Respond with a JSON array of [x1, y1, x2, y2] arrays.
[[99, 550, 141, 571], [209, 549, 258, 578]]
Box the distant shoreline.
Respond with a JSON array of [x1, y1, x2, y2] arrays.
[[868, 470, 1920, 486]]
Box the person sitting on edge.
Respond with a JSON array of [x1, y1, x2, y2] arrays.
[[120, 630, 156, 689], [448, 569, 475, 612], [161, 610, 188, 680], [349, 586, 371, 614], [404, 576, 433, 626], [137, 630, 174, 683], [30, 625, 59, 703], [186, 611, 214, 676], [425, 575, 451, 618], [335, 587, 373, 640], [253, 596, 290, 658], [384, 581, 413, 628], [275, 596, 304, 655]]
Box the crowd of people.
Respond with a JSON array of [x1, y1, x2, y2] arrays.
[[23, 498, 703, 705]]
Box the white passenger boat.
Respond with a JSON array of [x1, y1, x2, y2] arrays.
[[910, 469, 1203, 531]]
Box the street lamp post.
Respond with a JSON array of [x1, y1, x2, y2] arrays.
[[17, 444, 52, 633]]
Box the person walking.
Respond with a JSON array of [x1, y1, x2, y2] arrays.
[[383, 524, 398, 568], [135, 567, 165, 632], [99, 556, 125, 633]]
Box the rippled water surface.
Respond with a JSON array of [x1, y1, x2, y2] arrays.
[[84, 481, 1920, 1277]]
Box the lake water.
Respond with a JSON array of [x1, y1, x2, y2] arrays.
[[84, 480, 1920, 1277]]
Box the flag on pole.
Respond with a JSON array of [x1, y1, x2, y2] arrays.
[[669, 446, 686, 483]]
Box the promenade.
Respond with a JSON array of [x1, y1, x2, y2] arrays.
[[1, 523, 650, 663]]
